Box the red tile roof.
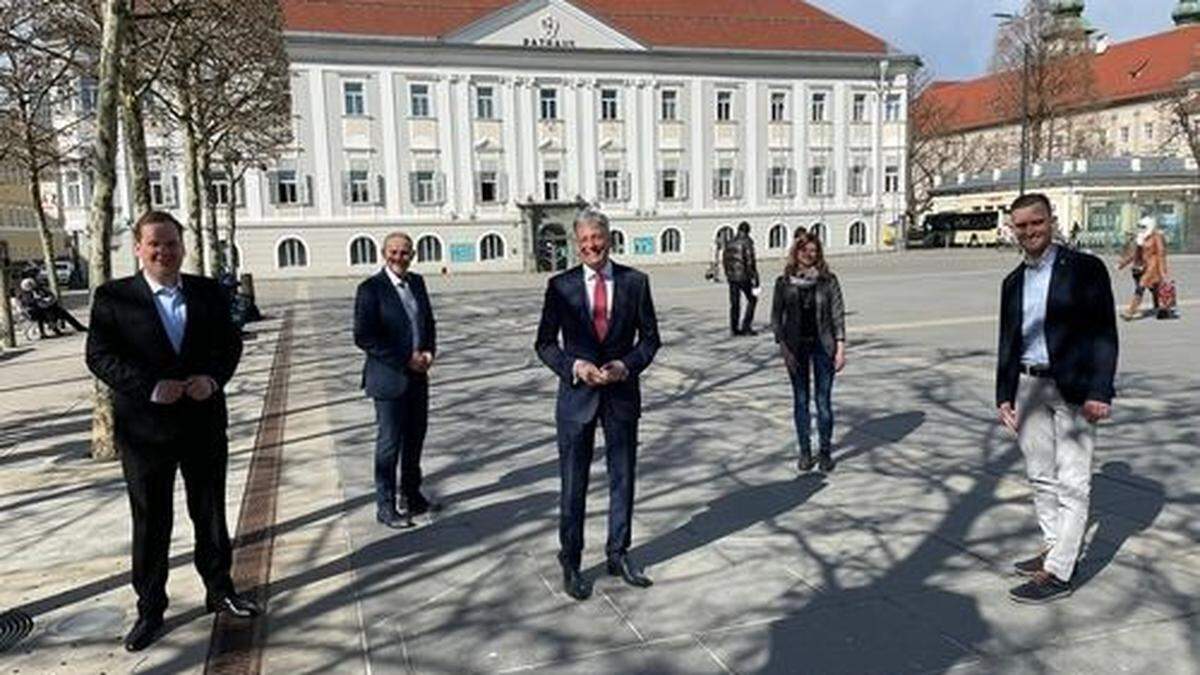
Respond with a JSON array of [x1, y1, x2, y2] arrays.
[[281, 0, 890, 54], [921, 25, 1200, 135]]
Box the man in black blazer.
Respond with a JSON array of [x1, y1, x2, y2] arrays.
[[85, 211, 259, 653], [535, 208, 661, 600], [996, 193, 1118, 604], [354, 232, 438, 529]]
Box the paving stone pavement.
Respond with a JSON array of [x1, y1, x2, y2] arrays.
[[1, 249, 1197, 674]]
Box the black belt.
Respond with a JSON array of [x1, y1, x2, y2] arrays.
[[1020, 364, 1053, 378]]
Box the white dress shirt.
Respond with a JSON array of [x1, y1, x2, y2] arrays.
[[583, 260, 614, 320], [384, 267, 421, 353], [146, 275, 189, 403], [1021, 244, 1058, 366]]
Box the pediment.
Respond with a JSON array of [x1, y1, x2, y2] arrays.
[[446, 0, 645, 52]]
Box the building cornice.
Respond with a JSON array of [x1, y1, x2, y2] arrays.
[[285, 31, 921, 81]]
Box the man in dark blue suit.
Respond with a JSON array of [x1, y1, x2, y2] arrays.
[[354, 232, 439, 529], [535, 208, 661, 600], [996, 193, 1118, 604]]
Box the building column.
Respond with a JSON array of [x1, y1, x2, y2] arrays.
[[379, 70, 401, 217]]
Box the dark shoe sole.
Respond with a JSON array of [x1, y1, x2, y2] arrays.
[[1009, 587, 1073, 604]]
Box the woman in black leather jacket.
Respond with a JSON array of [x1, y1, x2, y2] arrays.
[[771, 232, 845, 472]]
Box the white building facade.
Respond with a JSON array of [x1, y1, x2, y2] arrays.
[[57, 0, 918, 279]]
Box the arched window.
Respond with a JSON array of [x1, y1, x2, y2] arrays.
[[610, 229, 626, 255], [661, 227, 682, 254], [416, 234, 443, 263], [277, 237, 308, 268], [479, 233, 505, 261], [769, 223, 788, 249], [349, 236, 378, 266], [849, 221, 867, 246], [810, 222, 826, 244], [715, 225, 735, 246]]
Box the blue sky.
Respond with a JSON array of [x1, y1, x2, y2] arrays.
[[811, 0, 1181, 80]]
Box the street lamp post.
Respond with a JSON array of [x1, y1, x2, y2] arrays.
[[995, 12, 1031, 196]]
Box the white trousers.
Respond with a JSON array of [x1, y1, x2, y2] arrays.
[[1015, 374, 1096, 581]]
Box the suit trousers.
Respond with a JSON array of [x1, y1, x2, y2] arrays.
[[373, 377, 429, 511], [1015, 374, 1096, 581], [728, 281, 757, 333], [120, 436, 235, 617], [556, 411, 638, 569]]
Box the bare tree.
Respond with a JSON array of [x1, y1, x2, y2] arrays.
[[1160, 77, 1200, 171], [906, 69, 988, 236], [86, 0, 128, 460], [989, 0, 1097, 163], [0, 0, 91, 299]]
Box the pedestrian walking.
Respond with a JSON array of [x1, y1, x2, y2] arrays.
[[771, 231, 846, 473], [723, 221, 760, 336], [1124, 216, 1172, 320], [996, 193, 1118, 604]]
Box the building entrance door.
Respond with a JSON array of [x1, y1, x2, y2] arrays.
[[537, 223, 570, 272]]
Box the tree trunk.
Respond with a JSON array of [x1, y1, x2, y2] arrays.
[[29, 174, 62, 299], [226, 162, 240, 274], [0, 242, 14, 349], [88, 0, 127, 461], [201, 151, 219, 274], [181, 89, 204, 275], [120, 78, 151, 220]]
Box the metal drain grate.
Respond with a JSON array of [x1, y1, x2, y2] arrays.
[[0, 609, 34, 653]]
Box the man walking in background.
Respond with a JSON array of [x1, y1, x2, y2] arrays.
[[723, 221, 760, 336]]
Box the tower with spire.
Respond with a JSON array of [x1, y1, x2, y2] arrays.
[[1043, 0, 1093, 53], [1175, 0, 1200, 26]]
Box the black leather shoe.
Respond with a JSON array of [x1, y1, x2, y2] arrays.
[[817, 451, 836, 473], [377, 507, 415, 529], [741, 328, 759, 336], [402, 494, 442, 517], [560, 563, 591, 601], [124, 614, 163, 652], [797, 451, 814, 472], [206, 592, 262, 618], [607, 555, 653, 588]]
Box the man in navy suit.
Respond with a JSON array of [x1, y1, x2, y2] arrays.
[[535, 208, 661, 600], [354, 232, 439, 529], [86, 211, 259, 652], [996, 193, 1118, 604]]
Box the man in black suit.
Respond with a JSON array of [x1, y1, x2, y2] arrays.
[[996, 193, 1118, 604], [535, 208, 661, 600], [85, 211, 260, 652], [354, 231, 438, 529]]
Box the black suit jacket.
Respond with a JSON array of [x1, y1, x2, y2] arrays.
[[354, 270, 437, 400], [86, 273, 242, 448], [535, 262, 660, 423], [996, 246, 1118, 407]]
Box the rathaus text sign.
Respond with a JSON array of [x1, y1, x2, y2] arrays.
[[524, 14, 576, 49]]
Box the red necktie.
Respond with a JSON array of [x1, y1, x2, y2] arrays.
[[592, 271, 608, 341]]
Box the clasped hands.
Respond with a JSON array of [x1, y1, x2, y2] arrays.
[[407, 350, 435, 374], [574, 359, 628, 387], [152, 375, 218, 404]]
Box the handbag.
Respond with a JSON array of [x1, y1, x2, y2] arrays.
[[1156, 280, 1177, 310]]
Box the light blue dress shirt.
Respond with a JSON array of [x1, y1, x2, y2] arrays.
[[384, 267, 420, 353], [1020, 244, 1058, 366], [147, 276, 187, 354]]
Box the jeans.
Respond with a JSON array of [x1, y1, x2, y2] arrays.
[[788, 340, 834, 453], [728, 281, 757, 333]]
